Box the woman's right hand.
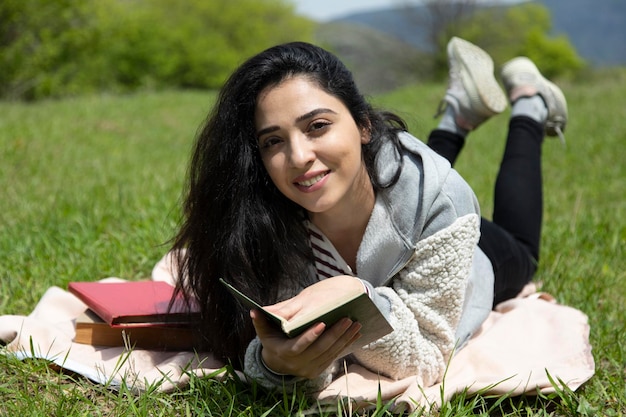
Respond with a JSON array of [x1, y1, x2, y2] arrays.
[[250, 308, 362, 378]]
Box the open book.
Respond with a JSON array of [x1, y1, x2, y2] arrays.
[[220, 278, 393, 350]]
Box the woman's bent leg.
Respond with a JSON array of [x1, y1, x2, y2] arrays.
[[480, 115, 544, 305], [427, 129, 465, 166]]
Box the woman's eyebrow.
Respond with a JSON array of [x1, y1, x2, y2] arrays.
[[295, 108, 337, 123], [257, 125, 279, 138], [257, 108, 338, 138]]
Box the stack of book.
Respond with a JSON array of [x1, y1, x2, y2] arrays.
[[68, 281, 201, 351]]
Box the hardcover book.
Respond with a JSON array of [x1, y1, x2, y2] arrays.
[[74, 309, 201, 350], [219, 278, 393, 350], [68, 280, 200, 328]]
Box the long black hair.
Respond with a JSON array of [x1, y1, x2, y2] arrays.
[[171, 42, 407, 367]]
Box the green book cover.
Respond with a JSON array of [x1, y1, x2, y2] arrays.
[[219, 278, 393, 350]]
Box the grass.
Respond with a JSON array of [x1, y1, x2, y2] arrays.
[[1, 68, 625, 415]]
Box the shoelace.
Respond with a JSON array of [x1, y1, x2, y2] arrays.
[[554, 125, 566, 146], [433, 99, 448, 119], [554, 126, 566, 146], [546, 118, 567, 146]]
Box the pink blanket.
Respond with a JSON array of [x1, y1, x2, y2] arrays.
[[0, 254, 594, 412]]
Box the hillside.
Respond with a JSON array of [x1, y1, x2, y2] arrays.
[[544, 0, 625, 67], [314, 22, 430, 94], [331, 0, 626, 67]]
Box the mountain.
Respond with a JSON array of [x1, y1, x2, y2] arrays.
[[330, 0, 626, 67], [314, 22, 429, 93], [542, 0, 625, 67]]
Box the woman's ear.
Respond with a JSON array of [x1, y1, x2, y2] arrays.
[[360, 121, 372, 144]]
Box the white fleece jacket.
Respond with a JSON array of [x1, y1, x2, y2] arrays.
[[245, 213, 480, 389], [352, 213, 479, 385]]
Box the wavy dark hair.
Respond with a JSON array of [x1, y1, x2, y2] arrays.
[[171, 42, 407, 367]]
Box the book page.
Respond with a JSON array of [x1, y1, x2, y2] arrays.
[[219, 279, 286, 329], [220, 278, 393, 344]]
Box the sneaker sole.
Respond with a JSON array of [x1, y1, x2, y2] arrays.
[[449, 38, 507, 116], [501, 57, 568, 137]]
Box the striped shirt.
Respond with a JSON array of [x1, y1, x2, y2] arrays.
[[307, 222, 353, 280]]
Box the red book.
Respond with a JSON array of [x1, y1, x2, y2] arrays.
[[68, 281, 200, 328]]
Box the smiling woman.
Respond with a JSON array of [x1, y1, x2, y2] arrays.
[[169, 39, 569, 392], [255, 77, 373, 229]]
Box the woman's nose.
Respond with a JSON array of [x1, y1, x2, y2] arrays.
[[287, 135, 315, 168]]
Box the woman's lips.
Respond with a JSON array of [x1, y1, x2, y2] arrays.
[[294, 170, 330, 191], [296, 172, 327, 187]]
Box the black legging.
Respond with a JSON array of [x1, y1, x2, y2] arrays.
[[428, 116, 543, 306]]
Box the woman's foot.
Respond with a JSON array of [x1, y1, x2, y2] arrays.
[[435, 37, 508, 131], [501, 57, 568, 144]]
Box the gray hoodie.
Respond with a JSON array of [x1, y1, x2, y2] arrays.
[[245, 132, 494, 389]]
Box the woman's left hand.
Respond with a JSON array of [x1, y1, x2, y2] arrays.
[[251, 275, 365, 378]]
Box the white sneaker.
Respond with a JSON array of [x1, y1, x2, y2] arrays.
[[501, 57, 568, 144], [435, 37, 507, 130]]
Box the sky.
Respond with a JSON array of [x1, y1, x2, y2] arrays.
[[292, 0, 400, 21], [292, 0, 523, 22]]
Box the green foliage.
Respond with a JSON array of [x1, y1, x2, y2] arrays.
[[450, 3, 584, 79], [0, 0, 94, 99], [0, 0, 313, 100], [520, 28, 585, 79]]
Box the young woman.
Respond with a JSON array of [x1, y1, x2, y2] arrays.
[[171, 38, 567, 389]]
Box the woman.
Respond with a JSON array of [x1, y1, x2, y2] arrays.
[[171, 38, 567, 389]]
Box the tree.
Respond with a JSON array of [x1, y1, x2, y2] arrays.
[[456, 3, 584, 78], [397, 0, 583, 79], [398, 0, 482, 78], [0, 0, 95, 99], [0, 0, 314, 99]]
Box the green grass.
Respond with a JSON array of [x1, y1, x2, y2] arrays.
[[1, 69, 625, 415]]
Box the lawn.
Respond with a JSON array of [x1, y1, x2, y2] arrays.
[[1, 69, 624, 415]]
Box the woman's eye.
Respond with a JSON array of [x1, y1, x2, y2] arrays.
[[260, 137, 282, 149], [309, 120, 330, 133]]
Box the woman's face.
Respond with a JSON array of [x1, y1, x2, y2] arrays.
[[255, 76, 372, 219]]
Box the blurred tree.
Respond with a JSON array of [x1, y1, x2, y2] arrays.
[[0, 0, 313, 99], [456, 3, 584, 78], [399, 0, 479, 78], [397, 0, 583, 79], [146, 0, 314, 88], [0, 0, 94, 99]]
